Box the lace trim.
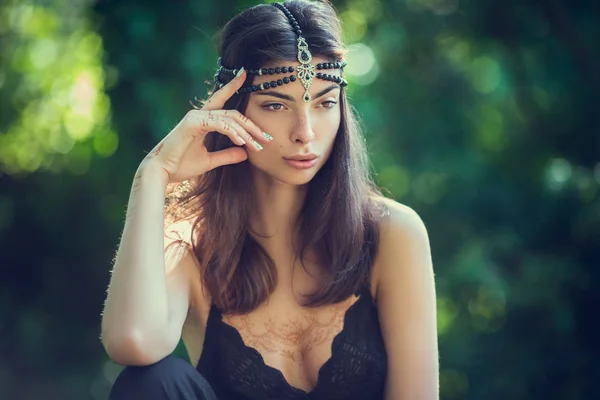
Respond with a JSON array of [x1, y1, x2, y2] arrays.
[[214, 291, 369, 396]]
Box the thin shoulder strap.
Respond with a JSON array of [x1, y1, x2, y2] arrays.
[[209, 302, 222, 319]]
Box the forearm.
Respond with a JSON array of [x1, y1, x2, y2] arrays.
[[101, 164, 170, 350]]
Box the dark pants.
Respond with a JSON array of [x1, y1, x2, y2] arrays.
[[109, 355, 218, 400]]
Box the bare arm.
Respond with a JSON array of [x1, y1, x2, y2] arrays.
[[101, 164, 192, 366], [100, 68, 271, 366], [376, 199, 439, 399]]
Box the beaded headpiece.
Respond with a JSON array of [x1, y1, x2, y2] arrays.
[[214, 2, 348, 103]]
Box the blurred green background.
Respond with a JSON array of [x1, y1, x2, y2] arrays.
[[1, 0, 599, 399]]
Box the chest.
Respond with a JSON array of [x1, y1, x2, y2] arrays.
[[192, 283, 388, 400], [221, 293, 360, 392]]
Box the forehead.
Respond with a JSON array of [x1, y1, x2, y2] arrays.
[[250, 56, 341, 99]]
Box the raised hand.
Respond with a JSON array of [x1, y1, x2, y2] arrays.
[[140, 68, 272, 184]]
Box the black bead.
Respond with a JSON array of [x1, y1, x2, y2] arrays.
[[283, 77, 290, 84], [316, 64, 322, 70], [281, 66, 288, 73], [297, 30, 302, 35], [277, 79, 283, 85], [263, 82, 270, 90], [275, 67, 281, 73], [316, 72, 322, 78], [261, 68, 268, 75], [269, 81, 276, 88], [268, 68, 274, 75], [289, 66, 295, 72], [290, 75, 297, 82]]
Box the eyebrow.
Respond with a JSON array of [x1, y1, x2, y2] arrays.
[[253, 84, 340, 102]]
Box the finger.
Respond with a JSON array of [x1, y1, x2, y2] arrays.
[[211, 109, 273, 145], [219, 116, 264, 152], [202, 67, 247, 111], [207, 147, 248, 171], [185, 111, 245, 147]]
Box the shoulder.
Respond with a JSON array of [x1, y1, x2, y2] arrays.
[[375, 196, 428, 237], [165, 218, 195, 248], [164, 218, 209, 307], [371, 197, 432, 299]]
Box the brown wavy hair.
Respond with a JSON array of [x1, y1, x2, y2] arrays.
[[165, 0, 387, 314]]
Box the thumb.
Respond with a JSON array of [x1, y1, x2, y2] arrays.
[[207, 147, 248, 171]]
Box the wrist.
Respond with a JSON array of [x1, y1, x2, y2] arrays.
[[136, 162, 170, 189]]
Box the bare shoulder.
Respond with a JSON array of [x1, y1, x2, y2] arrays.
[[164, 218, 209, 308], [375, 196, 428, 236], [371, 196, 431, 297], [165, 218, 195, 250]]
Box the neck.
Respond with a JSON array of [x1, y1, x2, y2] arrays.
[[249, 168, 308, 245]]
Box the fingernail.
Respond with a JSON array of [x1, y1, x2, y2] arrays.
[[253, 140, 263, 150], [237, 136, 246, 145], [235, 67, 245, 78], [262, 132, 273, 141]]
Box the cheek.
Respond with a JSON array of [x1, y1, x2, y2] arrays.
[[319, 110, 341, 142]]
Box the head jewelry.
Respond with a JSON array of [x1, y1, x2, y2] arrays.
[[214, 2, 348, 102]]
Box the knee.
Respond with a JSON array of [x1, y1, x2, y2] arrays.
[[109, 355, 199, 398]]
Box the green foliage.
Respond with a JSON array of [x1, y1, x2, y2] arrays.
[[1, 0, 598, 399]]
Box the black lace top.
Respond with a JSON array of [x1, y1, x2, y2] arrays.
[[196, 285, 387, 399]]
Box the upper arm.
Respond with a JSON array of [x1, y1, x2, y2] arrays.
[[375, 200, 439, 399]]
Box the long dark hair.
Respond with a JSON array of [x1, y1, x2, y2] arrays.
[[165, 0, 387, 314]]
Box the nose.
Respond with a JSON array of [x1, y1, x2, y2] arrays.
[[289, 113, 315, 144]]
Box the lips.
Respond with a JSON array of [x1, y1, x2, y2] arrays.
[[284, 154, 318, 161], [282, 152, 319, 171]]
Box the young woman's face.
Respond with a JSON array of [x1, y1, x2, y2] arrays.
[[243, 57, 342, 186]]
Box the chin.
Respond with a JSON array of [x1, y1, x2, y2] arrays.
[[267, 169, 318, 186]]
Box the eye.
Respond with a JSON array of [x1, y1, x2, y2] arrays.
[[263, 103, 286, 111], [321, 101, 338, 109]]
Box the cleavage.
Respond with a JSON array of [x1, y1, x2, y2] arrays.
[[221, 293, 360, 393]]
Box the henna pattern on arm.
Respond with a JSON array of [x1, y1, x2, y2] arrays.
[[147, 141, 165, 160]]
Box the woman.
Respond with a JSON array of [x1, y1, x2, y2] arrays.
[[101, 1, 439, 399]]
